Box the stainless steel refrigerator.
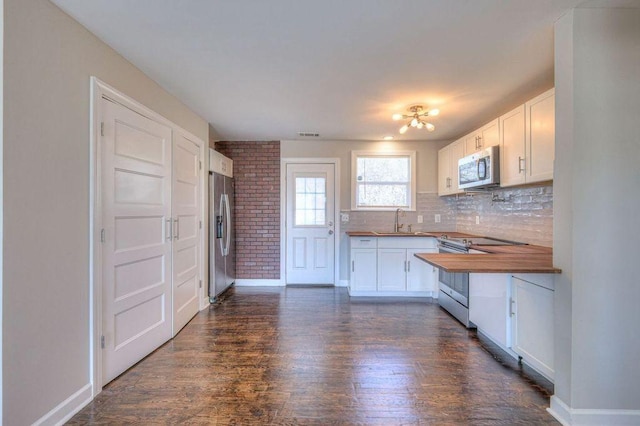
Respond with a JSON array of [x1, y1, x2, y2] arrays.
[[209, 171, 235, 301]]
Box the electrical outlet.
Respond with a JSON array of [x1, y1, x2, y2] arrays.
[[476, 215, 480, 225], [434, 214, 441, 223], [341, 213, 350, 223], [417, 215, 423, 223]]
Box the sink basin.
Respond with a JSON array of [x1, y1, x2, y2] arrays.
[[370, 231, 432, 236]]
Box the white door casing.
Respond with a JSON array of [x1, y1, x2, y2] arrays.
[[100, 98, 173, 384], [285, 163, 335, 284], [172, 131, 202, 335]]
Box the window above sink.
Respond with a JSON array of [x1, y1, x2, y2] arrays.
[[351, 150, 416, 211]]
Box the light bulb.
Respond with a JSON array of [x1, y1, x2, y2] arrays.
[[392, 113, 403, 121], [417, 122, 424, 129], [399, 125, 409, 134], [410, 118, 418, 127], [426, 123, 435, 132], [428, 108, 440, 116]]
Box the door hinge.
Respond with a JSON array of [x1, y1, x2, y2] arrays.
[[100, 228, 105, 243], [100, 122, 104, 137], [199, 220, 202, 229], [199, 279, 203, 289], [100, 335, 105, 349], [199, 160, 202, 170]]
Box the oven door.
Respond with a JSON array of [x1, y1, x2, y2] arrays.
[[438, 245, 469, 307]]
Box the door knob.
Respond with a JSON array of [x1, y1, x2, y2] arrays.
[[328, 230, 334, 235], [328, 221, 333, 226]]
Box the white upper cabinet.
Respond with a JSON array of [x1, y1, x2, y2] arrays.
[[526, 89, 555, 183], [500, 105, 527, 187], [500, 88, 555, 187], [464, 118, 500, 154], [438, 139, 465, 196]]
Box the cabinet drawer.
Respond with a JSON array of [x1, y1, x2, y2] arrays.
[[350, 237, 377, 249], [377, 237, 437, 249]]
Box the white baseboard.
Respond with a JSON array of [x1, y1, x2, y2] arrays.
[[336, 280, 349, 287], [348, 290, 436, 298], [548, 395, 640, 425], [33, 383, 92, 426], [234, 279, 284, 287]]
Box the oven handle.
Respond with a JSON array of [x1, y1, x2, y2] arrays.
[[438, 244, 469, 254]]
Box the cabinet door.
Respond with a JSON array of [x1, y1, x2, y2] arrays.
[[511, 277, 555, 380], [406, 248, 437, 292], [351, 249, 377, 291], [464, 131, 480, 155], [526, 88, 555, 183], [450, 140, 466, 194], [469, 274, 510, 348], [500, 105, 526, 187], [438, 146, 451, 196], [480, 119, 500, 149], [377, 249, 407, 291]]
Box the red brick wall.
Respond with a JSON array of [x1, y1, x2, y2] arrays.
[[215, 141, 280, 279]]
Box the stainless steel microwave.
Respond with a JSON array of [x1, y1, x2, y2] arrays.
[[458, 146, 500, 190]]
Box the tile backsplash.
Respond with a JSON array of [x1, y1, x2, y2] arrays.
[[341, 192, 457, 233], [456, 184, 553, 247], [342, 184, 553, 247]]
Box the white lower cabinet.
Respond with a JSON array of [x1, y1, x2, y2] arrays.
[[349, 237, 437, 296], [377, 248, 407, 291], [511, 274, 555, 381], [469, 274, 511, 349], [407, 248, 438, 292], [469, 273, 555, 382], [349, 237, 378, 292]]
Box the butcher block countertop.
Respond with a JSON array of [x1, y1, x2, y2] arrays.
[[414, 251, 560, 274], [347, 231, 475, 238]]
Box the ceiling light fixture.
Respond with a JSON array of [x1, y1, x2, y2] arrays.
[[392, 105, 439, 134]]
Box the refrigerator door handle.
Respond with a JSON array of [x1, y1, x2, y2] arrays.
[[223, 193, 231, 256], [218, 195, 225, 255]]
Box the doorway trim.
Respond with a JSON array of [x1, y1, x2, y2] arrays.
[[280, 158, 340, 286], [89, 78, 207, 396]]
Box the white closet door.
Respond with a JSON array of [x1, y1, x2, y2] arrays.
[[101, 98, 173, 384], [172, 132, 202, 335]]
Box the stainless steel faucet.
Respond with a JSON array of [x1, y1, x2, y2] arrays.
[[394, 208, 404, 233]]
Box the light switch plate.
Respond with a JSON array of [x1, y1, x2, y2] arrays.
[[417, 215, 423, 223], [434, 214, 441, 223], [476, 215, 480, 224], [340, 213, 350, 223]]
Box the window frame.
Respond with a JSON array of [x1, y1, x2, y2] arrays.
[[350, 150, 417, 211]]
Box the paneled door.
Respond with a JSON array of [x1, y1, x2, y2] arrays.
[[286, 163, 335, 284], [101, 98, 173, 384], [172, 131, 202, 335]]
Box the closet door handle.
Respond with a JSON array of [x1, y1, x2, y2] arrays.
[[173, 218, 179, 240], [166, 218, 172, 241]]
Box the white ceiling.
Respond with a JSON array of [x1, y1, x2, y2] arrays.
[[51, 0, 587, 142]]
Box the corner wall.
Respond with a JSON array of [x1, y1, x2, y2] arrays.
[[552, 6, 640, 423], [3, 0, 208, 423]]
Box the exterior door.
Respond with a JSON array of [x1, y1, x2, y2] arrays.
[[285, 163, 335, 284], [172, 131, 202, 335], [101, 98, 173, 384]]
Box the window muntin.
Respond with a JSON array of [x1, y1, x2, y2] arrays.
[[352, 152, 416, 210]]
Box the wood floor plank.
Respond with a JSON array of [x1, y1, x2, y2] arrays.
[[68, 287, 558, 425]]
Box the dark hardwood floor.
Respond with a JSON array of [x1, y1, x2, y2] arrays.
[[69, 287, 558, 425]]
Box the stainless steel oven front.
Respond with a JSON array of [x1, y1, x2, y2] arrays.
[[437, 244, 474, 328]]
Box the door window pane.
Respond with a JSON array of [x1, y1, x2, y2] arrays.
[[294, 176, 326, 226]]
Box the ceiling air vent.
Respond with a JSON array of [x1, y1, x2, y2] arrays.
[[297, 132, 320, 137]]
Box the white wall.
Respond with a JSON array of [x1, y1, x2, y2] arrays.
[[281, 139, 450, 281], [0, 0, 4, 420], [553, 6, 640, 422], [281, 139, 449, 207], [3, 0, 208, 424]]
